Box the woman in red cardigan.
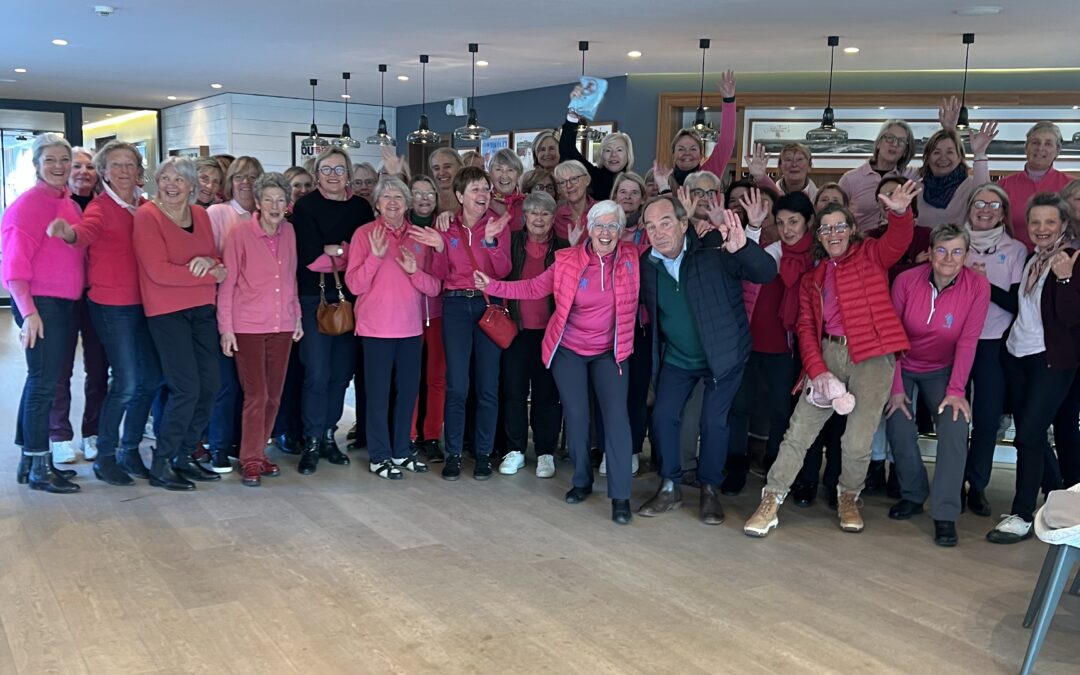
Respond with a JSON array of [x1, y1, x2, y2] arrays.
[[132, 157, 226, 491], [744, 180, 920, 537], [474, 201, 640, 525]]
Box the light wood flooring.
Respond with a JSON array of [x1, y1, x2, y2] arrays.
[[0, 310, 1077, 674]]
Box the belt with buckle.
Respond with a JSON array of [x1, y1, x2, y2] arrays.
[[822, 333, 848, 346], [443, 289, 483, 298]]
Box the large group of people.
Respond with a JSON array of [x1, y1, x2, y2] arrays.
[[3, 75, 1077, 544]]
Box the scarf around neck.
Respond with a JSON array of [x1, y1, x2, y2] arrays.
[[922, 164, 967, 210], [778, 232, 814, 331], [1025, 234, 1068, 295], [965, 224, 1005, 255]]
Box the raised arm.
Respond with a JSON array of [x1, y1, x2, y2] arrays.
[[700, 70, 738, 176], [482, 265, 556, 300], [344, 226, 386, 297]]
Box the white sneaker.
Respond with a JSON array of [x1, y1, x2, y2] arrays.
[[987, 514, 1034, 544], [51, 439, 77, 464], [499, 451, 525, 475], [143, 418, 156, 441], [599, 453, 607, 476], [631, 453, 639, 476], [536, 454, 556, 478], [82, 435, 99, 461]]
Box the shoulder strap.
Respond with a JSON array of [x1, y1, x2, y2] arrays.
[[460, 223, 501, 306]]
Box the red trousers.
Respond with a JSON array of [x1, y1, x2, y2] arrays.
[[411, 318, 446, 442], [234, 332, 293, 468]]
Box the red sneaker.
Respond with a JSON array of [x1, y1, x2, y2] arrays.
[[242, 463, 262, 487], [261, 461, 281, 477]]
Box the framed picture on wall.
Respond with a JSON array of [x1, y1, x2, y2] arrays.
[[480, 132, 512, 168], [583, 121, 617, 164], [512, 128, 549, 172], [291, 132, 343, 167]]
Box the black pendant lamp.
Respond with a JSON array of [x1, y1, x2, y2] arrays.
[[334, 72, 360, 148], [576, 41, 604, 142], [806, 36, 848, 143], [956, 33, 975, 131], [407, 55, 441, 145], [365, 64, 395, 146], [301, 78, 331, 152], [453, 43, 491, 142], [689, 38, 719, 142]]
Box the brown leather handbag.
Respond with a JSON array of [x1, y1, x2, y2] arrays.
[[316, 268, 354, 336], [463, 234, 517, 349]]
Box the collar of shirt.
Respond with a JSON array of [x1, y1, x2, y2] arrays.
[[101, 180, 138, 215], [230, 199, 252, 217], [250, 217, 283, 240], [650, 238, 688, 282]]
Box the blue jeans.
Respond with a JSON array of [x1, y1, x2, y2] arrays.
[[441, 295, 502, 458], [14, 297, 74, 454], [652, 360, 745, 487], [88, 301, 161, 458], [363, 336, 422, 463], [298, 295, 356, 438]]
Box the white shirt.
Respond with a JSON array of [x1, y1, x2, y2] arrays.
[[1006, 255, 1051, 358]]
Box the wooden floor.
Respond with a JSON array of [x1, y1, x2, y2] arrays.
[[0, 311, 1077, 674]]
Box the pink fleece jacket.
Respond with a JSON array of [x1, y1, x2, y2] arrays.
[[430, 213, 511, 290], [1, 181, 85, 315], [997, 167, 1074, 251], [217, 215, 300, 335], [699, 99, 738, 178], [890, 264, 990, 397], [345, 217, 441, 338]]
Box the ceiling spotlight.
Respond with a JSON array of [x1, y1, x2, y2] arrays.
[[627, 50, 642, 58], [51, 38, 69, 46], [14, 68, 27, 73], [210, 83, 223, 89], [476, 60, 489, 67], [879, 106, 886, 110], [166, 95, 177, 100], [397, 75, 409, 81], [844, 47, 860, 54]]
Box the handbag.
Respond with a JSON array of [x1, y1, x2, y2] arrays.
[[463, 230, 517, 349], [316, 267, 355, 336]]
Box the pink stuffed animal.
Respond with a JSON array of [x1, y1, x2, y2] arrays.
[[806, 372, 856, 415]]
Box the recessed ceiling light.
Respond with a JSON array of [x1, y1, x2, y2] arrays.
[[340, 94, 351, 99], [210, 83, 223, 89], [14, 68, 27, 73], [844, 47, 860, 54], [789, 106, 796, 111], [627, 50, 642, 58], [476, 60, 488, 67], [397, 75, 409, 81], [166, 95, 177, 100], [953, 5, 1003, 16], [51, 38, 69, 46], [879, 106, 886, 110]]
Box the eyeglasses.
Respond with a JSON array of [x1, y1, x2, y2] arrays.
[[318, 166, 347, 176], [232, 174, 258, 183], [817, 223, 850, 236], [590, 221, 621, 232], [880, 133, 909, 147], [352, 178, 376, 187], [532, 183, 555, 193], [972, 200, 1003, 210], [933, 246, 967, 259], [555, 175, 585, 189], [412, 190, 436, 200], [690, 188, 718, 199]]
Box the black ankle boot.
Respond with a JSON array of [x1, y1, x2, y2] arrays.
[[298, 436, 320, 474], [28, 453, 80, 494], [148, 455, 195, 491], [320, 429, 349, 465], [612, 499, 632, 525], [47, 455, 77, 480], [16, 452, 31, 484], [118, 447, 151, 479], [93, 454, 134, 486]]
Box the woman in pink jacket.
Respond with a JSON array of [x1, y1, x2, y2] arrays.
[[217, 173, 302, 487], [345, 177, 442, 479], [1, 133, 84, 494], [474, 200, 641, 525]]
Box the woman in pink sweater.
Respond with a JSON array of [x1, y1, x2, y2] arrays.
[[1, 134, 84, 493], [344, 177, 441, 479], [133, 157, 226, 492], [217, 173, 302, 487]]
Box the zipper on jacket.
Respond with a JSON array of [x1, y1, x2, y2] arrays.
[[926, 279, 939, 325]]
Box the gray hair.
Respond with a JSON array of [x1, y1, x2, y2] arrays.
[[253, 172, 291, 203], [1027, 121, 1063, 148], [599, 132, 634, 172], [966, 182, 1012, 235], [70, 146, 94, 163], [372, 176, 412, 211], [1027, 192, 1076, 240], [490, 148, 523, 176], [93, 140, 143, 177], [353, 162, 377, 179], [314, 147, 354, 182], [428, 147, 462, 172], [154, 156, 198, 204], [522, 190, 556, 215], [553, 159, 588, 179], [586, 200, 626, 235], [32, 133, 71, 178], [930, 222, 970, 249], [684, 170, 721, 192], [872, 119, 917, 170]]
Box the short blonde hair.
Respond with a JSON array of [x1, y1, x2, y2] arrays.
[[670, 128, 703, 155], [531, 129, 558, 166], [599, 132, 634, 172], [779, 143, 812, 166], [553, 160, 588, 179], [1027, 121, 1063, 148], [314, 147, 354, 183], [223, 156, 265, 200]]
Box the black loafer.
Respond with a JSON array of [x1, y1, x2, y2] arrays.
[[967, 487, 992, 517], [933, 519, 958, 547], [612, 499, 632, 525], [565, 485, 593, 504], [171, 458, 221, 482], [888, 499, 924, 520]]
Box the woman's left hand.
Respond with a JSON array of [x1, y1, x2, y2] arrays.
[[409, 225, 445, 252], [969, 120, 999, 157], [744, 143, 769, 180], [396, 246, 418, 275], [484, 212, 511, 243], [220, 332, 238, 357], [292, 320, 304, 342], [717, 69, 736, 99], [1051, 250, 1079, 280], [473, 270, 491, 290], [937, 394, 972, 423], [380, 146, 405, 176], [20, 313, 44, 350]]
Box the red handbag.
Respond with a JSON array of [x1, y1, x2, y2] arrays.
[[463, 232, 518, 349]]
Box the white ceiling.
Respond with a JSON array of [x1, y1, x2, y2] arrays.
[[5, 1, 1078, 110]]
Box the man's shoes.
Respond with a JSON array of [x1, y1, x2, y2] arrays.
[[93, 454, 134, 486], [171, 457, 221, 482], [424, 440, 445, 464], [637, 478, 682, 517], [498, 451, 525, 475], [298, 437, 320, 475], [536, 454, 556, 478], [699, 483, 725, 525], [209, 448, 233, 474], [933, 520, 958, 547], [837, 491, 865, 532], [744, 490, 783, 537], [118, 447, 151, 479], [612, 499, 632, 525], [320, 429, 350, 465], [274, 434, 301, 455], [888, 499, 924, 520], [986, 514, 1034, 544], [565, 485, 593, 504]]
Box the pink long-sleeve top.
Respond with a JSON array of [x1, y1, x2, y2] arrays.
[[553, 197, 596, 241], [1, 181, 85, 315], [429, 212, 511, 290], [344, 217, 441, 338], [207, 199, 253, 254], [890, 264, 990, 397], [698, 99, 738, 178], [216, 215, 300, 335], [997, 166, 1074, 251], [70, 187, 145, 306], [839, 161, 920, 232], [132, 202, 220, 317]]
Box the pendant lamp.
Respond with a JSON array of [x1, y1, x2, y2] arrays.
[[805, 36, 848, 144], [575, 41, 605, 142], [689, 38, 719, 142], [407, 55, 441, 145], [956, 33, 975, 131], [301, 79, 331, 152], [365, 64, 396, 146], [453, 43, 492, 142], [334, 72, 361, 148]]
